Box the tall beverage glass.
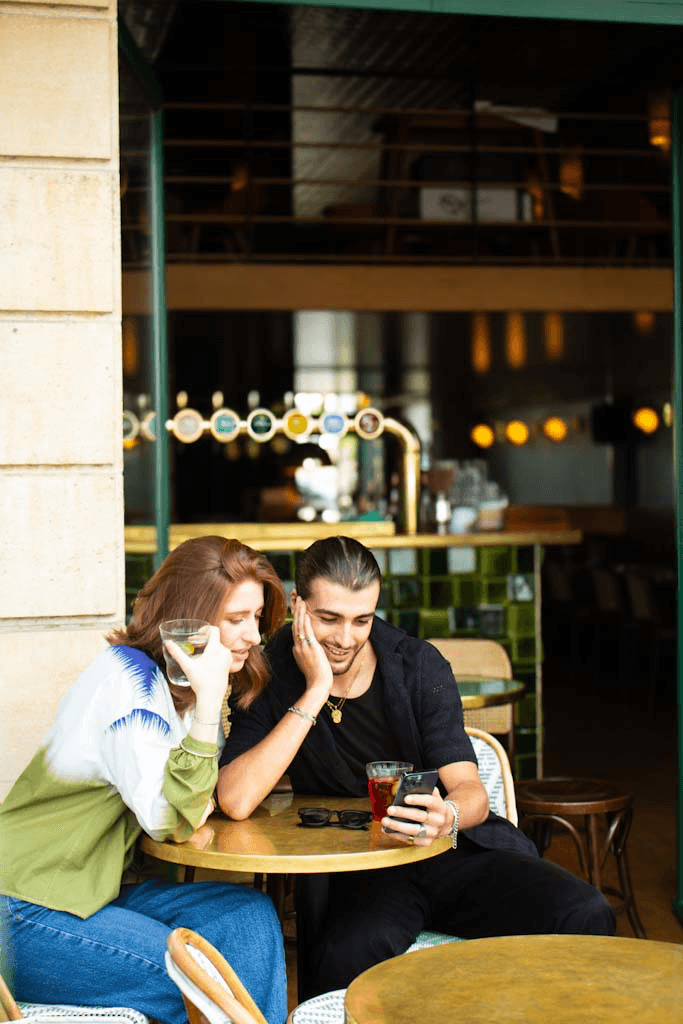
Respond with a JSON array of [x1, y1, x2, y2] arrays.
[[159, 619, 211, 686]]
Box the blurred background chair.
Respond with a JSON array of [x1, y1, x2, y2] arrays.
[[621, 569, 676, 712], [427, 638, 517, 761], [515, 777, 646, 938]]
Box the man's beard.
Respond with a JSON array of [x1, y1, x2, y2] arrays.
[[326, 641, 366, 676]]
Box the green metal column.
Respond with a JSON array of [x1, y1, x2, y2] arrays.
[[150, 108, 170, 568], [118, 22, 169, 568], [671, 91, 683, 923]]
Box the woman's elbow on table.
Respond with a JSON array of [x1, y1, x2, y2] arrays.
[[216, 765, 258, 820]]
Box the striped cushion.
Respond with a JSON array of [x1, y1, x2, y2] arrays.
[[18, 1007, 148, 1024]]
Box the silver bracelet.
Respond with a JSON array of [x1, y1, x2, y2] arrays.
[[443, 799, 460, 849], [287, 705, 317, 726], [192, 714, 220, 726], [180, 740, 217, 758]]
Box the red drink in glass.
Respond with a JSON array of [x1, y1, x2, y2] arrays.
[[368, 776, 401, 821], [365, 761, 413, 821]]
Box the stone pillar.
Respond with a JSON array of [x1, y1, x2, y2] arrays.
[[0, 0, 122, 798]]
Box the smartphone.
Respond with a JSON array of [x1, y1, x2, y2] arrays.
[[384, 769, 439, 832]]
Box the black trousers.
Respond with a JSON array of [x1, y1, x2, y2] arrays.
[[309, 835, 616, 995]]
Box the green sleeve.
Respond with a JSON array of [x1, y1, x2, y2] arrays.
[[161, 736, 218, 842]]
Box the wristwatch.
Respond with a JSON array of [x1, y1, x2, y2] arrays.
[[443, 799, 460, 849]]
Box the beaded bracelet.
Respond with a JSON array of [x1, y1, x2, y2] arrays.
[[287, 705, 317, 726]]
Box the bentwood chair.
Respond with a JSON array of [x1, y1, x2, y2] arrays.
[[0, 974, 148, 1024], [166, 928, 343, 1024], [165, 929, 267, 1024], [427, 638, 517, 760]]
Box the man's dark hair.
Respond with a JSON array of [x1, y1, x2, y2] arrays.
[[295, 536, 382, 599]]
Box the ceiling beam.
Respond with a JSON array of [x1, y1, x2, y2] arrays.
[[122, 264, 674, 313]]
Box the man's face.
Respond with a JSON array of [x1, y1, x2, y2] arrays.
[[296, 577, 380, 676]]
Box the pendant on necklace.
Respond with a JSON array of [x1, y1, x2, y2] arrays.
[[331, 707, 343, 724]]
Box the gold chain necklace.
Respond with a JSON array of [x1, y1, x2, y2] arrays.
[[325, 648, 366, 725]]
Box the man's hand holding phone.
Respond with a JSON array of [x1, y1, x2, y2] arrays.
[[382, 769, 442, 845]]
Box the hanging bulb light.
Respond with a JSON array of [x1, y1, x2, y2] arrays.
[[470, 424, 495, 449], [648, 93, 671, 153], [560, 147, 583, 200], [633, 311, 655, 335], [543, 313, 565, 361], [543, 416, 569, 442], [471, 314, 492, 375], [632, 406, 659, 435], [505, 313, 527, 369], [504, 420, 530, 445]]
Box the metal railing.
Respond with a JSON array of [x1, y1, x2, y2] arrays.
[[121, 99, 672, 268]]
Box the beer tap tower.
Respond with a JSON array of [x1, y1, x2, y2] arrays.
[[122, 396, 421, 534]]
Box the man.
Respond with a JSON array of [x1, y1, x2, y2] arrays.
[[218, 536, 614, 994]]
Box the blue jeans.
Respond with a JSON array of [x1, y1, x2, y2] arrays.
[[1, 881, 287, 1024]]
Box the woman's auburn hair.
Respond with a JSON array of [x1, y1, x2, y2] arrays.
[[107, 536, 287, 715]]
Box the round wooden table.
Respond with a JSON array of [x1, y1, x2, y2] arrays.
[[140, 794, 449, 1000], [344, 934, 683, 1024], [457, 676, 525, 710], [139, 793, 448, 875]]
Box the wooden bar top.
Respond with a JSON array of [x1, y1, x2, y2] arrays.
[[125, 522, 581, 554]]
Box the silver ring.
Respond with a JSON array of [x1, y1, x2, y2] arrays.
[[416, 824, 427, 840], [305, 636, 314, 644]]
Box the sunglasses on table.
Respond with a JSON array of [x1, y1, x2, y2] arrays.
[[297, 807, 373, 830]]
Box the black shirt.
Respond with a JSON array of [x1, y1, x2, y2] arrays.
[[322, 667, 403, 784]]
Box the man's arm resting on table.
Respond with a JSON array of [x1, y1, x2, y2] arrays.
[[217, 685, 328, 820]]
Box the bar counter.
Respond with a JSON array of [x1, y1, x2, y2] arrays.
[[125, 517, 581, 778], [124, 520, 581, 553]]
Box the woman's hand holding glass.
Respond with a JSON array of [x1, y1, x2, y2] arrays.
[[163, 626, 231, 741]]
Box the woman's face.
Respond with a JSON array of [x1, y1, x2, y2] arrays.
[[216, 578, 264, 672]]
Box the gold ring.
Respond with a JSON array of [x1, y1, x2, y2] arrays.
[[297, 633, 306, 641]]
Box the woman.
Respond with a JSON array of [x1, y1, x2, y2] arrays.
[[0, 536, 288, 1024]]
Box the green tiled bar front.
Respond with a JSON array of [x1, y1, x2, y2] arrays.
[[125, 541, 542, 778]]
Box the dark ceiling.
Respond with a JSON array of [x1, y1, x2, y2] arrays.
[[120, 2, 683, 107], [118, 2, 683, 265]]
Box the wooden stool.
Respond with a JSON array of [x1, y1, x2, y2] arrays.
[[515, 777, 646, 938]]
